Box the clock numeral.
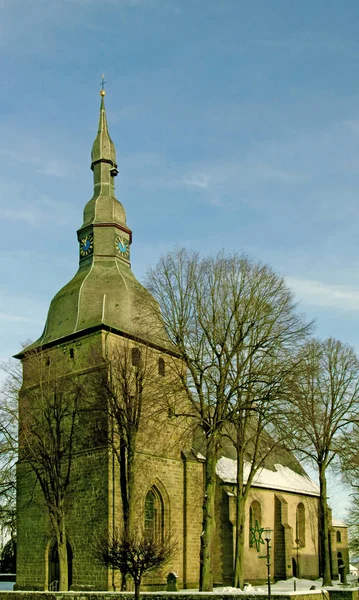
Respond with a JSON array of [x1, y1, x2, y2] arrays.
[[116, 236, 130, 258], [80, 234, 94, 257]]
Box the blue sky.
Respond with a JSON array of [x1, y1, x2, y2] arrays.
[[1, 0, 359, 518]]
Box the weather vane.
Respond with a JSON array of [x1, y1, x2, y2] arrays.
[[100, 74, 106, 97]]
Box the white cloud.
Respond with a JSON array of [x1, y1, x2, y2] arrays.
[[0, 148, 71, 179], [0, 312, 41, 325], [38, 160, 70, 178], [0, 191, 76, 227], [287, 277, 359, 312], [182, 173, 210, 189]]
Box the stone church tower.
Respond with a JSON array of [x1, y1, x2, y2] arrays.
[[15, 91, 204, 591]]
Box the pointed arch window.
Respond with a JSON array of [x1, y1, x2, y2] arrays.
[[296, 502, 305, 547], [249, 500, 261, 547], [144, 486, 164, 541]]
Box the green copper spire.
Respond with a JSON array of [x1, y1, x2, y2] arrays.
[[91, 93, 118, 181], [81, 90, 128, 232]]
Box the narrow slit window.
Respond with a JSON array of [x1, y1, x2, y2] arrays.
[[158, 357, 165, 376], [132, 347, 141, 366], [296, 503, 305, 547]]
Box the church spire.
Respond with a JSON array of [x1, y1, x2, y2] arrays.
[[80, 81, 128, 236], [90, 84, 118, 193]]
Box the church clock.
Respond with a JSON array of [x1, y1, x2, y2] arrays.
[[116, 235, 130, 259], [79, 233, 94, 257]]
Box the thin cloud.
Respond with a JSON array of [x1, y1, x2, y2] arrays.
[[0, 149, 71, 179], [287, 277, 359, 312], [0, 313, 41, 325], [182, 173, 210, 189], [0, 208, 38, 225]]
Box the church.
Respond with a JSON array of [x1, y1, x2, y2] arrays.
[[14, 90, 349, 591]]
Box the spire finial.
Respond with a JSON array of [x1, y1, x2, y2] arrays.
[[100, 74, 106, 97], [91, 76, 118, 177]]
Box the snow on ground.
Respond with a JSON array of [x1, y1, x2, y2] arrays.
[[175, 576, 359, 594]]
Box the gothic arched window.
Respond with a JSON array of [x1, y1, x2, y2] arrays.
[[144, 487, 164, 541], [336, 530, 341, 543], [296, 502, 306, 547], [249, 500, 261, 547]]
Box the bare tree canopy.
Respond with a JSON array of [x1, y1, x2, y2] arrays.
[[0, 361, 20, 550], [285, 337, 359, 586], [96, 529, 177, 599], [147, 247, 311, 590], [288, 338, 359, 466]]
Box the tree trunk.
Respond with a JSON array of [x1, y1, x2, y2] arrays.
[[127, 434, 136, 535], [234, 493, 246, 588], [119, 434, 136, 591], [134, 579, 141, 600], [234, 433, 247, 589], [50, 512, 68, 591], [119, 436, 129, 535], [200, 436, 218, 591], [56, 522, 69, 591], [319, 465, 332, 586], [233, 412, 251, 589]]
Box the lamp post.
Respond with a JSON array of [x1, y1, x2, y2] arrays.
[[249, 522, 272, 600], [263, 528, 272, 600], [295, 538, 300, 579]]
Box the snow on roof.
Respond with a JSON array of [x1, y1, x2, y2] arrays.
[[332, 518, 347, 528], [216, 456, 320, 497], [196, 452, 206, 461]]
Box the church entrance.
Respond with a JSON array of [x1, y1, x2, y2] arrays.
[[48, 542, 73, 590], [292, 558, 297, 577]]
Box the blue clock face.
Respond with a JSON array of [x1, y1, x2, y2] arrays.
[[116, 235, 130, 259], [79, 234, 93, 257]]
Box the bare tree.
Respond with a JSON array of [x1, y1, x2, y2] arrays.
[[337, 423, 359, 556], [97, 529, 177, 600], [147, 248, 310, 590], [0, 361, 20, 552], [228, 363, 299, 588], [18, 353, 88, 591], [224, 268, 309, 588], [285, 338, 359, 586], [91, 339, 163, 589]]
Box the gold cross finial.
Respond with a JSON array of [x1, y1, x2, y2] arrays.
[[100, 74, 106, 97]]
